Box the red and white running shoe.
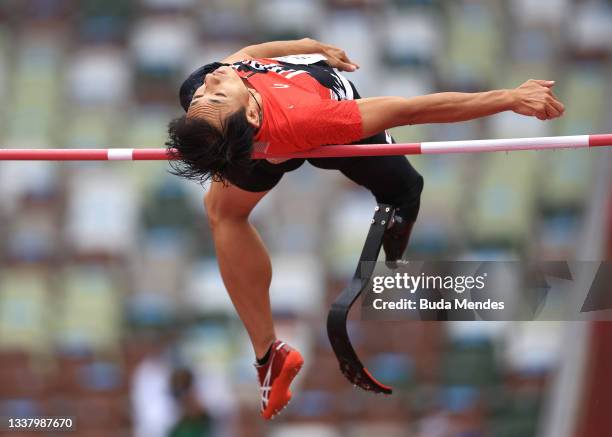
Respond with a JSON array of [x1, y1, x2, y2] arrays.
[[255, 340, 304, 420]]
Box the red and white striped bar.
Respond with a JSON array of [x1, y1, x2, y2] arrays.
[[0, 134, 610, 161], [0, 148, 182, 161], [254, 134, 611, 159]]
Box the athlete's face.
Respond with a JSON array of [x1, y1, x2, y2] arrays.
[[187, 66, 260, 129]]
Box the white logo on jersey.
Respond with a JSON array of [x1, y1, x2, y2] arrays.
[[271, 84, 290, 89], [272, 54, 328, 65]]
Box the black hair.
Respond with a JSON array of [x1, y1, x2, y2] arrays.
[[166, 108, 256, 186]]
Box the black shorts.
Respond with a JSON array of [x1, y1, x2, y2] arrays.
[[225, 132, 424, 219]]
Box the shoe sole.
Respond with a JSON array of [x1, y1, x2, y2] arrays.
[[261, 350, 304, 420]]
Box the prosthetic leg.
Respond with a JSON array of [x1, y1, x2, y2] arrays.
[[326, 203, 396, 394]]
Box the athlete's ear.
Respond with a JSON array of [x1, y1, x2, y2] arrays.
[[245, 103, 261, 129]]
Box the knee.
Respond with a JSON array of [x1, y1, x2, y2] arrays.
[[204, 191, 249, 232], [413, 172, 424, 197], [204, 191, 224, 232], [389, 171, 424, 223], [394, 170, 424, 205]]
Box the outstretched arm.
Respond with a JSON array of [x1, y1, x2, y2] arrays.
[[222, 38, 359, 71], [356, 79, 566, 138]]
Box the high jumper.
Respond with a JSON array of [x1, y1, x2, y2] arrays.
[[160, 37, 571, 420]]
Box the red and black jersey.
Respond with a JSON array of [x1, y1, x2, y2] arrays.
[[179, 55, 364, 154]]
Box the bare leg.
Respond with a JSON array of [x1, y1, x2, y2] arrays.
[[205, 181, 275, 359]]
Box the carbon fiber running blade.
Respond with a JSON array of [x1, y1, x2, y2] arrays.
[[327, 204, 394, 394]]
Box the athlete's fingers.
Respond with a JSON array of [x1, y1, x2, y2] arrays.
[[338, 51, 359, 69], [536, 109, 548, 120], [533, 79, 556, 88], [320, 42, 360, 71], [327, 54, 357, 71], [336, 61, 357, 72], [548, 97, 565, 115], [545, 104, 560, 119], [330, 51, 358, 70]]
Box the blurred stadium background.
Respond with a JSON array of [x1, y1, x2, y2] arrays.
[[0, 0, 611, 436]]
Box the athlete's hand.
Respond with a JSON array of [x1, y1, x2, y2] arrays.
[[304, 38, 360, 72], [510, 79, 565, 120]]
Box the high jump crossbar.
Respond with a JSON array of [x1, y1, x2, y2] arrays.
[[0, 134, 610, 161]]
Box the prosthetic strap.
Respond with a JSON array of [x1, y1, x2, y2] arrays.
[[326, 203, 395, 394]]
